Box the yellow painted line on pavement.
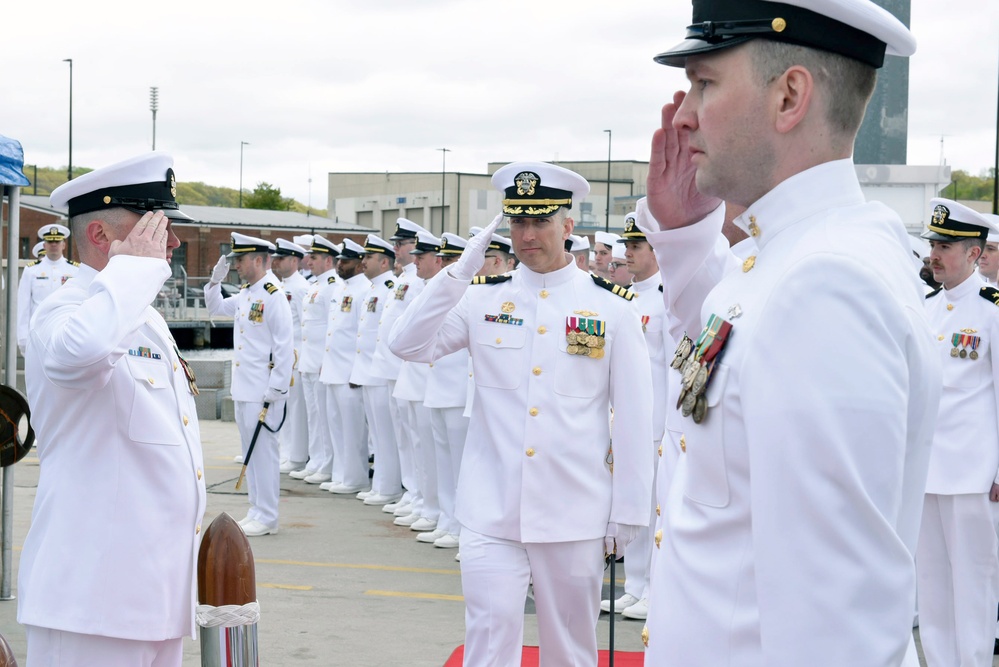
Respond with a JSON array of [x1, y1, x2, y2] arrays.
[[257, 558, 459, 576], [366, 590, 464, 602], [259, 583, 313, 591]]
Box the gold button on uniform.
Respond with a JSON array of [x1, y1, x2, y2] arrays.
[[642, 627, 649, 647], [529, 407, 539, 416], [947, 304, 954, 311], [540, 290, 549, 299], [658, 444, 663, 457], [197, 469, 202, 480], [174, 362, 178, 371], [742, 256, 756, 273], [656, 503, 660, 516], [526, 448, 535, 457], [148, 377, 155, 385], [748, 215, 760, 237], [495, 338, 502, 344], [938, 335, 945, 341], [680, 435, 687, 453], [235, 361, 240, 367], [532, 367, 542, 376], [196, 524, 201, 534], [537, 325, 547, 334], [183, 415, 189, 426], [655, 529, 663, 548]]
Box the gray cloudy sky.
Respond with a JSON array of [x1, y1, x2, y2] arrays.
[[3, 0, 997, 208]]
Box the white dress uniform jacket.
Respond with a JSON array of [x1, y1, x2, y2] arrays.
[[924, 274, 999, 493], [371, 264, 421, 382], [206, 270, 293, 402], [298, 269, 339, 375], [389, 260, 654, 543], [17, 255, 80, 353], [631, 274, 670, 443], [643, 160, 940, 666], [18, 256, 206, 641], [349, 270, 396, 386], [320, 273, 371, 385]]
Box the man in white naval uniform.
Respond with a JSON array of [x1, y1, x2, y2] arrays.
[[350, 234, 403, 505], [206, 233, 293, 537], [566, 233, 590, 271], [978, 220, 999, 288], [392, 231, 443, 533], [592, 231, 618, 281], [291, 235, 340, 484], [19, 152, 205, 666], [917, 199, 999, 667], [271, 238, 311, 474], [321, 238, 372, 495], [639, 2, 939, 665], [599, 212, 669, 622], [372, 219, 427, 518], [390, 161, 652, 666], [418, 233, 472, 549], [17, 223, 79, 355]]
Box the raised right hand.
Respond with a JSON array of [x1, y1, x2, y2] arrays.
[[449, 213, 503, 282], [210, 255, 230, 285], [109, 210, 169, 260]]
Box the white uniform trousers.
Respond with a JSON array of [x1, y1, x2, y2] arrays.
[[431, 406, 468, 535], [328, 383, 369, 488], [301, 372, 333, 476], [25, 625, 184, 667], [459, 529, 605, 667], [622, 439, 660, 600], [387, 380, 419, 506], [406, 400, 438, 521], [917, 493, 999, 667], [235, 400, 282, 528], [363, 384, 402, 496], [279, 368, 309, 466], [396, 397, 423, 513]]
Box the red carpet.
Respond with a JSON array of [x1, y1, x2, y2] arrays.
[[443, 645, 644, 666]]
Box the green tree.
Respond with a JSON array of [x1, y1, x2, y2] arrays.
[[939, 169, 996, 202], [243, 181, 295, 211]]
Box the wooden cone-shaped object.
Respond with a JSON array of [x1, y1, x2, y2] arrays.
[[198, 512, 255, 606], [0, 632, 18, 667]]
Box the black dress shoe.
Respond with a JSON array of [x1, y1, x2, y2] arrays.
[[993, 638, 999, 656]]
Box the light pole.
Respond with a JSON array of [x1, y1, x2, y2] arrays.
[[239, 141, 250, 208], [150, 86, 159, 150], [63, 58, 73, 181], [604, 129, 612, 232], [437, 147, 450, 235]]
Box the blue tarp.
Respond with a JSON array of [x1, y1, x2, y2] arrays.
[[0, 135, 29, 187]]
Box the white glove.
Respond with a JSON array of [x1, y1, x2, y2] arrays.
[[633, 197, 658, 236], [448, 213, 504, 282], [210, 255, 230, 285], [263, 386, 287, 404], [604, 522, 643, 556]]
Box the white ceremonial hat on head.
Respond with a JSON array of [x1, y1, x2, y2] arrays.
[[921, 198, 997, 242], [595, 231, 621, 247], [492, 161, 589, 217], [227, 232, 275, 258], [438, 233, 467, 256], [390, 218, 427, 241], [273, 238, 307, 258], [567, 234, 590, 252], [411, 230, 442, 255], [38, 223, 70, 241], [338, 238, 366, 259], [362, 234, 396, 259], [31, 241, 45, 258]]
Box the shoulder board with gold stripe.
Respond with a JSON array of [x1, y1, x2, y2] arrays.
[[327, 276, 337, 285], [69, 260, 81, 267], [471, 275, 512, 285], [980, 286, 999, 307], [264, 282, 279, 294], [26, 260, 40, 267], [385, 279, 395, 289], [240, 283, 250, 290], [925, 287, 942, 299], [591, 274, 636, 301]]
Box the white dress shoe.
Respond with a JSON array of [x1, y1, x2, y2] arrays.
[[241, 519, 278, 537], [356, 490, 373, 500], [237, 515, 253, 527], [433, 533, 460, 549], [288, 468, 315, 480], [393, 513, 421, 527], [600, 593, 640, 614], [621, 597, 649, 620], [382, 501, 403, 513], [416, 528, 448, 543], [304, 472, 332, 484], [409, 518, 438, 532], [328, 483, 368, 495], [393, 504, 414, 517], [364, 493, 403, 506], [280, 460, 306, 474], [319, 481, 336, 491], [233, 454, 244, 463], [454, 552, 461, 562]]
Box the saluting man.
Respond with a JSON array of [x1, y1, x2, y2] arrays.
[[17, 223, 80, 355], [19, 152, 205, 667], [917, 199, 999, 667], [390, 161, 652, 666], [206, 233, 293, 537], [351, 234, 404, 505], [291, 235, 341, 484], [271, 238, 312, 474]]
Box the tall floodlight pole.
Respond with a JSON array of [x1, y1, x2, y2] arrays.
[[438, 147, 450, 234], [63, 59, 73, 181], [150, 87, 159, 150], [239, 141, 250, 208], [604, 129, 612, 232]]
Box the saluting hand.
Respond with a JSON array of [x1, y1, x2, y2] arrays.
[[448, 213, 503, 282], [646, 90, 722, 231], [109, 210, 170, 261], [210, 255, 230, 285]]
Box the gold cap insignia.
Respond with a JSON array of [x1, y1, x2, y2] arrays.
[[931, 204, 949, 226], [771, 17, 787, 32], [514, 171, 538, 197]]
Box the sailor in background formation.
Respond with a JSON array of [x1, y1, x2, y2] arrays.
[[290, 235, 341, 484], [17, 223, 80, 355], [918, 199, 999, 667], [566, 233, 590, 270], [206, 233, 294, 537], [271, 237, 312, 473], [978, 216, 999, 287]]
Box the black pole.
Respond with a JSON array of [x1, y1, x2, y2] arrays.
[[63, 59, 73, 182], [438, 148, 450, 235], [994, 42, 998, 214], [239, 141, 249, 208], [604, 130, 612, 232]]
